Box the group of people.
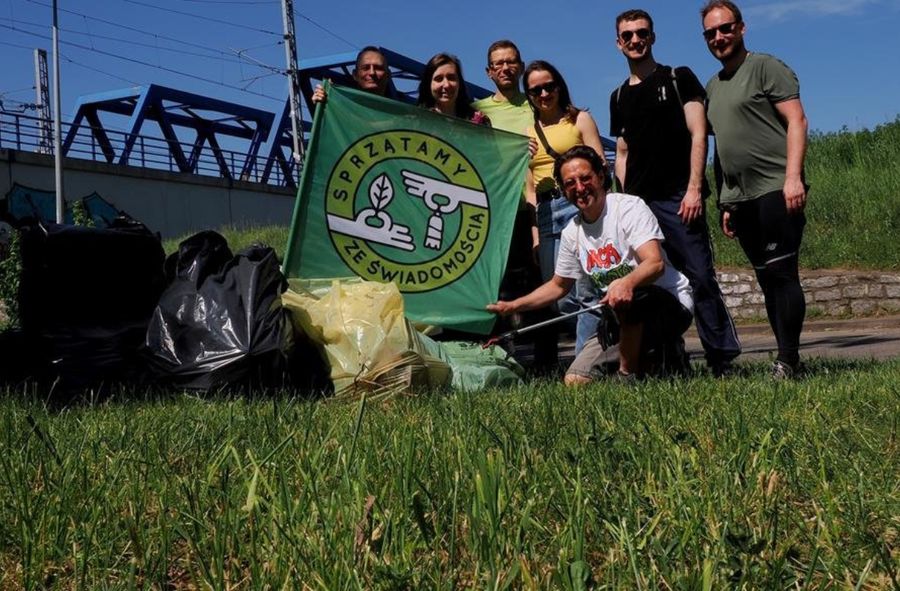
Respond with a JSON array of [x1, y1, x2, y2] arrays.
[[315, 0, 809, 385]]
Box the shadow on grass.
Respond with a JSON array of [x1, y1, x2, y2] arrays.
[[1, 357, 894, 412], [0, 379, 332, 412]]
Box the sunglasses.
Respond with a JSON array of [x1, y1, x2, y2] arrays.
[[619, 28, 651, 43], [702, 21, 739, 40], [527, 81, 559, 97]]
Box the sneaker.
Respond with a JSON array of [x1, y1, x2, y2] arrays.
[[770, 360, 796, 380]]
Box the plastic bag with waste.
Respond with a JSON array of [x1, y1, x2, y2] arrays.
[[15, 221, 165, 393], [144, 231, 294, 390], [418, 338, 524, 392], [282, 279, 450, 398]]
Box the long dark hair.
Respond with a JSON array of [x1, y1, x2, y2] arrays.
[[523, 60, 580, 123], [417, 53, 476, 120]]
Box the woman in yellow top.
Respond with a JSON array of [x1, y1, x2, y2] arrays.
[[524, 60, 608, 353]]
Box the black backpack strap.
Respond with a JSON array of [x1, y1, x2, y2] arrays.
[[614, 78, 629, 112], [668, 66, 683, 107]]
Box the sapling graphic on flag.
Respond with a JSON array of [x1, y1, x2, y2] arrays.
[[326, 173, 414, 251], [283, 83, 529, 334]]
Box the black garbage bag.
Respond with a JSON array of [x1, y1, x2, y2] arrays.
[[144, 231, 295, 391], [13, 221, 166, 394], [19, 221, 165, 330]]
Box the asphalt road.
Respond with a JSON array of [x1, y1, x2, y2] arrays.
[[686, 315, 900, 363], [546, 315, 900, 370]]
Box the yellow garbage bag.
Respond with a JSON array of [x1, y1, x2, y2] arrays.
[[282, 279, 451, 398]]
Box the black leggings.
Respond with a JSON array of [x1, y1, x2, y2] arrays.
[[728, 191, 806, 366]]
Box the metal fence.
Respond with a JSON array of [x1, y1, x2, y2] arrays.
[[0, 111, 296, 187]]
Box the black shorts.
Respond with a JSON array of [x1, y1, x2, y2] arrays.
[[621, 285, 693, 341], [567, 286, 693, 378], [727, 190, 806, 268]]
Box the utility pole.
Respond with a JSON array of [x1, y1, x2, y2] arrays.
[[279, 0, 304, 171], [51, 0, 64, 223], [34, 48, 52, 155]]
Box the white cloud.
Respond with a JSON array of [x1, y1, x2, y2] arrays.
[[745, 0, 881, 21]]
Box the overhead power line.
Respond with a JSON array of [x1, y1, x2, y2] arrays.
[[0, 23, 284, 103], [60, 52, 143, 86], [293, 9, 357, 50], [0, 39, 38, 52], [0, 15, 280, 71], [178, 0, 279, 4], [15, 1, 359, 87], [23, 0, 281, 61], [120, 0, 282, 36], [0, 85, 36, 96]]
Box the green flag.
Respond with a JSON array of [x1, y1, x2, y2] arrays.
[[283, 83, 529, 334]]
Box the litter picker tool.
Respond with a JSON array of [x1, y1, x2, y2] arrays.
[[484, 302, 616, 349]]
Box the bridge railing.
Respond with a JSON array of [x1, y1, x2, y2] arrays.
[[0, 111, 297, 187]]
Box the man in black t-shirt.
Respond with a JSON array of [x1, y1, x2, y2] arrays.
[[610, 9, 740, 375]]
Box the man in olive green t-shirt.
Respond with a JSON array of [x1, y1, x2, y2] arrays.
[[702, 0, 810, 379]]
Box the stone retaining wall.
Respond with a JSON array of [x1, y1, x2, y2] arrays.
[[719, 270, 900, 320]]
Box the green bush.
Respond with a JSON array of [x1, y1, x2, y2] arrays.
[[70, 198, 94, 228], [0, 228, 21, 329]]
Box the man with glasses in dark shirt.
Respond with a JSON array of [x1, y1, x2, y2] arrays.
[[610, 9, 740, 376]]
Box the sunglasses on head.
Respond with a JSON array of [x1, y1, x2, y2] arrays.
[[619, 28, 651, 43], [527, 81, 558, 97], [702, 21, 739, 40]]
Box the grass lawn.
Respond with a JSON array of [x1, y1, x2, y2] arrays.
[[1, 359, 898, 589], [2, 121, 898, 589]]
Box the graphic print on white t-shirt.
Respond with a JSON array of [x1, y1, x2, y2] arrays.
[[555, 193, 694, 312], [580, 240, 631, 292]]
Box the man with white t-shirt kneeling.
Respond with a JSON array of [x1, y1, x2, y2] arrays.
[[487, 145, 694, 384]]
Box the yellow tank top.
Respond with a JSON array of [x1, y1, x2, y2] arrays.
[[529, 118, 583, 194]]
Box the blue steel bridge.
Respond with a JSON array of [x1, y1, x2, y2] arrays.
[[0, 48, 491, 189], [0, 47, 616, 189]]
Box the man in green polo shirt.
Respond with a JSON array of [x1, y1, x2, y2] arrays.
[[473, 40, 563, 373], [702, 0, 810, 379], [472, 40, 532, 135]]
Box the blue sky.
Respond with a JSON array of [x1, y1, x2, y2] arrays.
[[2, 0, 899, 136]]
